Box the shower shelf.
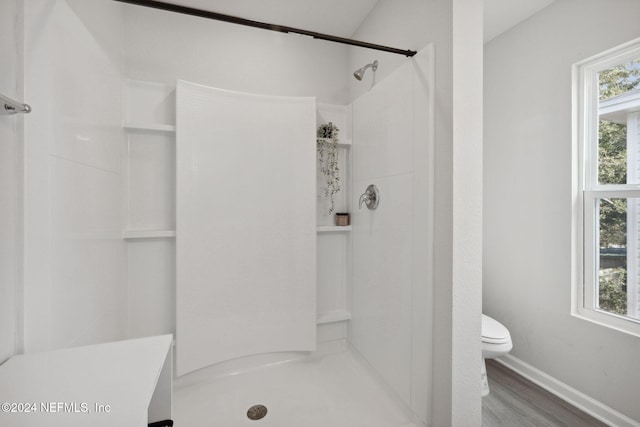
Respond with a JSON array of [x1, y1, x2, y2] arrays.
[[317, 225, 352, 232], [317, 310, 352, 325], [123, 229, 176, 239], [123, 122, 176, 133], [317, 137, 351, 148]]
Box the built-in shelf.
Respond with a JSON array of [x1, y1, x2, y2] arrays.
[[123, 229, 176, 239], [317, 137, 351, 148], [317, 225, 352, 233], [123, 122, 176, 133], [317, 310, 352, 325]]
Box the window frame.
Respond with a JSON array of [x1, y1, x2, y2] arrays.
[[573, 38, 640, 337]]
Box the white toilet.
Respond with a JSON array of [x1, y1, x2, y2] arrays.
[[481, 314, 512, 396]]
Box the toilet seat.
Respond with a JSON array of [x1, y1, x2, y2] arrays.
[[482, 314, 511, 345]]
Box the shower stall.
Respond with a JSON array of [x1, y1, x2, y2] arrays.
[[1, 0, 484, 425], [169, 47, 433, 425]]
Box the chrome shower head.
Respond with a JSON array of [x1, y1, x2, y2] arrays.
[[353, 60, 378, 81]]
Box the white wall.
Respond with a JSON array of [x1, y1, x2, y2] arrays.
[[123, 5, 350, 104], [484, 0, 640, 422], [0, 0, 24, 363], [350, 1, 483, 425], [22, 0, 126, 352]]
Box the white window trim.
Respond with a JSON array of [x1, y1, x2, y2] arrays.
[[572, 37, 640, 337]]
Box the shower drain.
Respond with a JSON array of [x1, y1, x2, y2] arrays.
[[246, 404, 268, 420]]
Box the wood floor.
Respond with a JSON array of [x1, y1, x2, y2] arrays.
[[482, 359, 608, 427]]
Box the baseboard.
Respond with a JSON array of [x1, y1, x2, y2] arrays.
[[496, 355, 640, 427]]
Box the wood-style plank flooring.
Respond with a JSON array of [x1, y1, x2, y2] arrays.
[[482, 359, 607, 427]]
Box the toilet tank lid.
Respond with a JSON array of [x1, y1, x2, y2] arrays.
[[482, 314, 511, 341]]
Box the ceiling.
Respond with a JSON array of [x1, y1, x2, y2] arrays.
[[161, 0, 556, 43]]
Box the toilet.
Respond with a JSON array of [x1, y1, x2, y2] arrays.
[[481, 314, 512, 396]]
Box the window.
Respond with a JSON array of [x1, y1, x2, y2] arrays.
[[574, 39, 640, 336]]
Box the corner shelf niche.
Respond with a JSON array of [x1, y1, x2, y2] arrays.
[[122, 80, 177, 244], [317, 310, 352, 325], [317, 137, 352, 148], [123, 122, 176, 133], [122, 119, 177, 241], [316, 107, 352, 336], [121, 79, 178, 340], [316, 134, 351, 227]]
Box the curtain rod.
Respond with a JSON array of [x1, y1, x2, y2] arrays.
[[0, 93, 31, 115], [113, 0, 417, 57]]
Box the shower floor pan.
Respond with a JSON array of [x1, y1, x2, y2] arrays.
[[173, 351, 418, 427]]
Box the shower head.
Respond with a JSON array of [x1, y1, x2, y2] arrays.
[[353, 60, 378, 81]]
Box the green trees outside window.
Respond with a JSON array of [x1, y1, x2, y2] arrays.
[[597, 60, 640, 315]]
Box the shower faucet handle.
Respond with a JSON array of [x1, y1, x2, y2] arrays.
[[358, 193, 369, 209], [359, 185, 380, 210]]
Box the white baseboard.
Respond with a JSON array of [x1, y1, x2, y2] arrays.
[[496, 354, 640, 427]]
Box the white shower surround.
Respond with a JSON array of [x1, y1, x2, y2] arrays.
[[350, 46, 434, 423], [175, 81, 317, 375]]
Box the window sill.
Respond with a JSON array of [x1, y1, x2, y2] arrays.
[[571, 307, 640, 338]]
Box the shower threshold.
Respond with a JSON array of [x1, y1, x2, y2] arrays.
[[173, 350, 418, 427]]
